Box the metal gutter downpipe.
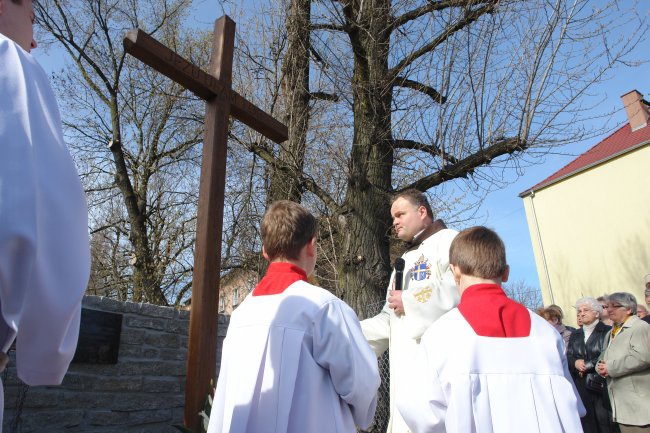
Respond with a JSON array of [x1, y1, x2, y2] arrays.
[[529, 190, 554, 304]]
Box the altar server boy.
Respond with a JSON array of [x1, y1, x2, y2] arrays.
[[398, 226, 585, 433], [208, 200, 380, 433], [1, 0, 90, 429]]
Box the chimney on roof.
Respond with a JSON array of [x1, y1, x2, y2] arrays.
[[621, 90, 650, 131]]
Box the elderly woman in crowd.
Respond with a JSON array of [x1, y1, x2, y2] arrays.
[[598, 296, 614, 326], [597, 292, 650, 433], [541, 304, 575, 350], [638, 304, 649, 320], [567, 298, 617, 433]]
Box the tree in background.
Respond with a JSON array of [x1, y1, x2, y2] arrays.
[[35, 0, 210, 305], [36, 0, 645, 311], [503, 279, 543, 310], [244, 0, 645, 311]]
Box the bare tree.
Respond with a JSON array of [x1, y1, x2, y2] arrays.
[[36, 0, 209, 304], [266, 0, 313, 203], [239, 0, 645, 310], [503, 279, 543, 310], [36, 0, 645, 313]]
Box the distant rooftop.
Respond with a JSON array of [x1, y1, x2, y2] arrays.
[[520, 90, 650, 197]]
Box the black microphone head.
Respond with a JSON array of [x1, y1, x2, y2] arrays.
[[394, 258, 405, 271]]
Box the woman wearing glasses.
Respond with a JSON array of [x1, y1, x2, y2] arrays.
[[567, 297, 617, 433], [597, 293, 650, 433]]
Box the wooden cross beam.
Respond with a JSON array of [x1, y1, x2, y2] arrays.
[[123, 16, 287, 431]]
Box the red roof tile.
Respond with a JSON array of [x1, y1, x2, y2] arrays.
[[519, 122, 650, 196]]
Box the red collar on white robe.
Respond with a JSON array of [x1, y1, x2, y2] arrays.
[[458, 283, 531, 337], [252, 262, 308, 296]]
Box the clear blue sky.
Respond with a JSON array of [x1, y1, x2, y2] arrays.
[[34, 1, 649, 294]]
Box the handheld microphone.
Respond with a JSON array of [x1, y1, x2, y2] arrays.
[[394, 258, 405, 291]]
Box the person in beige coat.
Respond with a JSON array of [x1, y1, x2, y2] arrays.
[[597, 292, 650, 433]]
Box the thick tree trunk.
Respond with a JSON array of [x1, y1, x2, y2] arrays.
[[339, 0, 394, 314], [108, 99, 166, 305], [267, 0, 311, 204]]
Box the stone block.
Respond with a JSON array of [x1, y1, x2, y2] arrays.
[[83, 296, 139, 313], [87, 410, 129, 426], [171, 406, 185, 423], [144, 332, 180, 349], [60, 392, 183, 412], [117, 360, 186, 377], [165, 319, 189, 335], [120, 328, 147, 345], [125, 316, 168, 331], [128, 425, 178, 433], [129, 408, 172, 424], [60, 392, 117, 410], [5, 388, 62, 409], [139, 303, 176, 319], [68, 362, 119, 376], [92, 376, 143, 392], [82, 295, 105, 309], [61, 372, 92, 390], [159, 348, 186, 361], [143, 348, 161, 359], [18, 409, 84, 431], [142, 378, 181, 393], [119, 344, 144, 358], [115, 393, 184, 411]]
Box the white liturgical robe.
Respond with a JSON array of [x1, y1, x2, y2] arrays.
[[208, 274, 380, 433], [398, 309, 586, 433], [0, 33, 90, 427], [362, 224, 459, 433]]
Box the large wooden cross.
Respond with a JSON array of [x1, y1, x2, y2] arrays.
[[123, 16, 287, 431]]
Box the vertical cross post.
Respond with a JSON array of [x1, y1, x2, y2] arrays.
[[123, 14, 287, 431], [184, 16, 235, 431]]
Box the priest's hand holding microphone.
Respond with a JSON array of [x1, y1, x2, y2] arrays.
[[388, 258, 406, 316]]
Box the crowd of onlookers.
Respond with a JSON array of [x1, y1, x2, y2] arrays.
[[536, 277, 650, 433]]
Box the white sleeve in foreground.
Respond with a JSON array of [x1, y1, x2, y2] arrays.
[[360, 301, 391, 357], [0, 36, 90, 385], [313, 300, 381, 429], [397, 336, 447, 433]]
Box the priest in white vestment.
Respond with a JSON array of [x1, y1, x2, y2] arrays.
[[362, 189, 459, 433], [398, 226, 585, 433], [208, 201, 380, 433], [0, 1, 90, 430]]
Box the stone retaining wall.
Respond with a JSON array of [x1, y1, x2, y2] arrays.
[[2, 296, 229, 433]]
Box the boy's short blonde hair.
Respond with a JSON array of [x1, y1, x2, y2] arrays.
[[449, 226, 507, 279], [261, 200, 317, 261]]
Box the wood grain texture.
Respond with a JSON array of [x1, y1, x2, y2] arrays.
[[182, 16, 234, 432]]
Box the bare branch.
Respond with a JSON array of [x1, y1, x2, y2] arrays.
[[246, 140, 343, 214], [392, 77, 446, 103], [405, 137, 525, 192], [311, 22, 346, 32], [393, 139, 458, 164], [311, 91, 339, 101], [388, 1, 497, 80], [391, 0, 472, 31]]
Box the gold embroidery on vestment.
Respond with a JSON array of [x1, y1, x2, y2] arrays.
[[413, 287, 432, 303]]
